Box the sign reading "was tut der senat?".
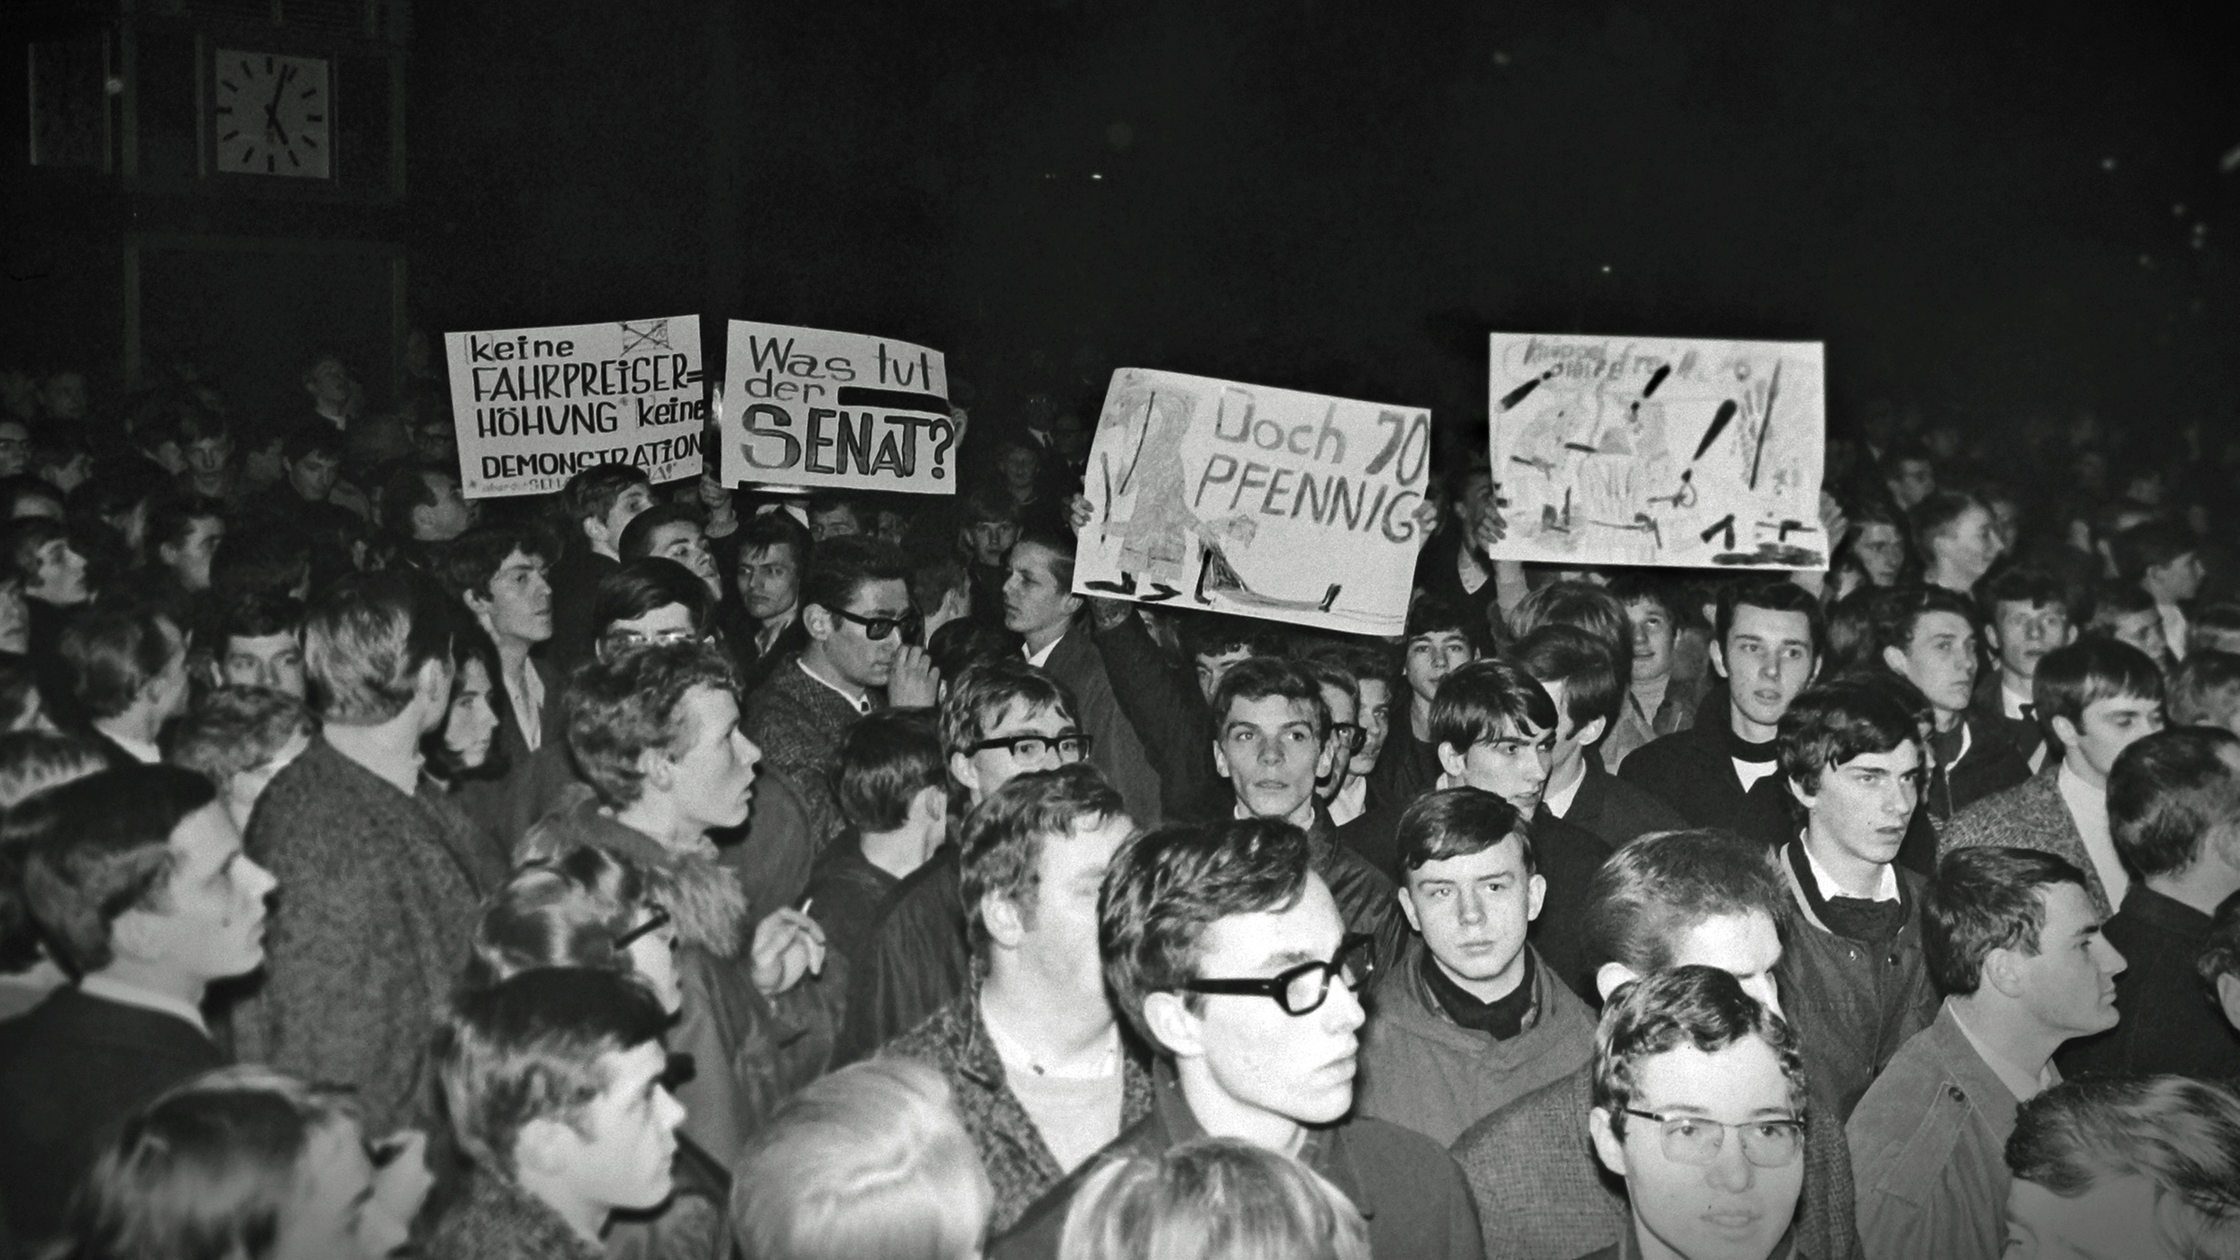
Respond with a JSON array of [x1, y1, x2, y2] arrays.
[[718, 321, 957, 494]]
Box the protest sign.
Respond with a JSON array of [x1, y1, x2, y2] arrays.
[[445, 316, 704, 499], [718, 321, 956, 494], [1485, 333, 1828, 569], [1073, 368, 1431, 636]]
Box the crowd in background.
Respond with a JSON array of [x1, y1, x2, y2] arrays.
[[0, 348, 2237, 1260]]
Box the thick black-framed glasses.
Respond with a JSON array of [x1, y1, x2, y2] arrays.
[[1329, 722, 1366, 753], [1182, 932, 1376, 1016], [965, 732, 1094, 761], [831, 607, 924, 643], [1621, 1110, 1806, 1168], [616, 906, 672, 951]]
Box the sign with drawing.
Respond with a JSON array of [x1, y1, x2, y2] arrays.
[[1485, 333, 1828, 569], [1073, 367, 1431, 636], [718, 321, 956, 494], [446, 316, 706, 498]]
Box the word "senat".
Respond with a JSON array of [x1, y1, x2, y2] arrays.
[[738, 392, 954, 478]]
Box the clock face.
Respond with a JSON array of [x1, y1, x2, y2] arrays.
[[213, 50, 332, 179]]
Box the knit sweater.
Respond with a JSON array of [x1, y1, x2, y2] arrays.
[[424, 1170, 605, 1260], [742, 654, 868, 852], [231, 738, 494, 1133]]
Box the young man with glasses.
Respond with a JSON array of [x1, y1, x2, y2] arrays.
[[993, 818, 1485, 1260], [745, 534, 940, 849], [1584, 966, 1810, 1260], [888, 764, 1148, 1234], [1847, 847, 2124, 1260], [845, 657, 1091, 1058], [1305, 653, 1372, 824]]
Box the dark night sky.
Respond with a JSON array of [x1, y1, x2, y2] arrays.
[[406, 0, 2236, 435]]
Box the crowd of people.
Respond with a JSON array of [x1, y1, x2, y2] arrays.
[[0, 354, 2237, 1260]]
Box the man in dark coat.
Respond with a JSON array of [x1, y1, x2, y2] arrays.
[[0, 765, 273, 1250]]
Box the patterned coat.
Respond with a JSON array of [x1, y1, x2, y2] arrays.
[[1938, 769, 2112, 916], [742, 654, 866, 852]]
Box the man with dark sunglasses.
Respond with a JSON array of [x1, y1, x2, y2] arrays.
[[745, 535, 941, 849], [992, 818, 1485, 1260]]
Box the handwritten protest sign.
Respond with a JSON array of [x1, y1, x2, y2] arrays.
[[1485, 333, 1827, 569], [717, 321, 956, 494], [1074, 368, 1431, 636], [445, 316, 704, 499]]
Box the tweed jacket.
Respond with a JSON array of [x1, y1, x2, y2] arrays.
[[425, 1170, 604, 1260], [232, 738, 494, 1133], [1846, 1004, 2032, 1260], [1451, 1062, 1860, 1260], [0, 988, 225, 1249], [886, 985, 1155, 1234], [1355, 941, 1595, 1146], [1772, 849, 1941, 1122], [1939, 768, 2113, 916], [522, 799, 842, 1166], [742, 654, 869, 852], [996, 1066, 1484, 1260]]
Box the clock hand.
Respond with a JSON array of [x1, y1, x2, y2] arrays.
[[264, 66, 293, 139]]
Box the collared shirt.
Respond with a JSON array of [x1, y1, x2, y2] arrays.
[[2160, 602, 2189, 662], [1025, 632, 1066, 670], [1236, 797, 1317, 832], [1802, 833, 1899, 903], [79, 975, 209, 1038], [1732, 757, 1782, 792], [796, 657, 872, 716], [2000, 680, 2033, 721], [2056, 763, 2128, 908], [1327, 775, 1368, 826], [756, 610, 797, 658], [504, 661, 545, 753], [1947, 1000, 2058, 1104], [1541, 763, 1585, 819], [107, 732, 161, 765]]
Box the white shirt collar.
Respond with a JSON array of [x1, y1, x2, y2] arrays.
[[2000, 680, 2034, 719], [108, 732, 162, 765], [1801, 835, 1899, 903], [1235, 796, 1317, 832], [1946, 998, 2059, 1103], [79, 975, 209, 1038], [1025, 632, 1066, 669], [1326, 776, 1369, 826], [2056, 762, 2129, 907], [1541, 762, 1586, 819], [796, 657, 872, 715], [504, 662, 545, 752]]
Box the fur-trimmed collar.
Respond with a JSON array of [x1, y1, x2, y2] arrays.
[[521, 794, 749, 957]]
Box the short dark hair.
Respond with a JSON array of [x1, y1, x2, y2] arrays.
[[1178, 613, 1290, 665], [1580, 828, 1787, 978], [433, 967, 669, 1175], [280, 419, 343, 464], [1979, 567, 2071, 627], [1908, 491, 1985, 558], [210, 529, 312, 605], [8, 765, 220, 977], [2109, 519, 2197, 586], [733, 509, 810, 569], [1509, 581, 1633, 670], [837, 708, 947, 833], [1428, 658, 1557, 753], [1210, 656, 1330, 736], [2080, 580, 2159, 640], [2033, 639, 2165, 730], [592, 557, 716, 644], [1926, 846, 2091, 996], [561, 461, 651, 528], [1777, 675, 1925, 797], [617, 502, 702, 563], [147, 495, 226, 557], [961, 763, 1126, 960], [1100, 818, 1313, 1054], [433, 523, 555, 609], [1591, 965, 1808, 1138], [800, 534, 911, 619], [1397, 786, 1532, 876], [1715, 578, 1827, 662], [563, 641, 737, 808], [304, 571, 457, 725], [2170, 651, 2240, 727], [1010, 526, 1077, 592], [2108, 727, 2240, 881], [1604, 570, 1681, 624], [1512, 623, 1623, 735], [379, 464, 447, 531], [938, 657, 1077, 757], [1405, 593, 1474, 644], [1871, 584, 1981, 663], [59, 605, 183, 721]]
